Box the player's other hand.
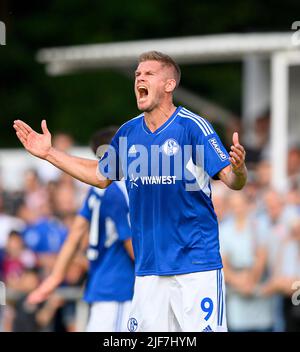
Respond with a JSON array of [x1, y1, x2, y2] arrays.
[[26, 275, 59, 305], [229, 132, 246, 174], [13, 120, 52, 160]]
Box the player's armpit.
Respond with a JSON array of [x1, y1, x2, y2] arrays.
[[124, 239, 135, 261]]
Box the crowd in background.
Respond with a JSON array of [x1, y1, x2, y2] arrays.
[[0, 119, 300, 332], [0, 133, 89, 332]]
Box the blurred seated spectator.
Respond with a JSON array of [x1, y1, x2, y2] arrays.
[[1, 231, 36, 288], [0, 193, 24, 251], [220, 191, 273, 332]]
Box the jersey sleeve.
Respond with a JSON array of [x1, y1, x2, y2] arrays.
[[109, 187, 131, 241], [191, 118, 230, 179], [78, 187, 93, 222], [98, 130, 123, 181]]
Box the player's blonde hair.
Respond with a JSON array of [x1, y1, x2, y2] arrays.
[[138, 51, 181, 88]]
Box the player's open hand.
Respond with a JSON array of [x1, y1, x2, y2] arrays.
[[229, 132, 246, 174], [13, 120, 52, 160]]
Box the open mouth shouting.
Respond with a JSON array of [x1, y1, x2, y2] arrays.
[[136, 85, 149, 103]]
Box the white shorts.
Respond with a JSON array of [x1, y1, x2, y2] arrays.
[[86, 300, 132, 332], [127, 269, 227, 332]]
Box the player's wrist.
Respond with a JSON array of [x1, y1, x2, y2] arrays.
[[45, 146, 57, 163], [231, 163, 247, 177]]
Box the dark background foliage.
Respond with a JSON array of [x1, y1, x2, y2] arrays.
[[0, 0, 298, 146]]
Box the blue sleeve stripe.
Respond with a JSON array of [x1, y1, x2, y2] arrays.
[[220, 270, 224, 326], [217, 269, 224, 326], [182, 108, 214, 134], [217, 269, 220, 325]]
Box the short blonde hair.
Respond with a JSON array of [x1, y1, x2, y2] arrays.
[[138, 51, 181, 88]]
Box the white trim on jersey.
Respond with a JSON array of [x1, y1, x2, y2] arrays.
[[141, 108, 180, 135], [178, 112, 210, 136], [141, 121, 150, 135], [156, 114, 178, 135], [186, 157, 211, 197], [93, 187, 106, 196], [115, 180, 129, 205], [181, 108, 214, 135]]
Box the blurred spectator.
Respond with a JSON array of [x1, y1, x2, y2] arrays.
[[23, 169, 48, 214], [0, 193, 24, 251], [255, 160, 271, 191], [56, 255, 87, 332], [257, 189, 299, 331], [52, 181, 77, 220], [260, 218, 300, 331], [288, 146, 300, 188], [219, 191, 274, 332], [10, 269, 65, 332], [37, 132, 74, 184], [1, 231, 36, 286], [244, 113, 270, 164], [18, 201, 67, 255]]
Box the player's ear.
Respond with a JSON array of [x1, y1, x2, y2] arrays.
[[165, 79, 177, 93]]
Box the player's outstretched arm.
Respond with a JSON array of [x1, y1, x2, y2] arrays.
[[27, 215, 89, 305], [218, 132, 247, 190], [13, 119, 111, 189]]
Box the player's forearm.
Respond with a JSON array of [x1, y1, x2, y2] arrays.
[[46, 147, 110, 188], [50, 218, 88, 283], [231, 165, 247, 190], [50, 238, 79, 284]]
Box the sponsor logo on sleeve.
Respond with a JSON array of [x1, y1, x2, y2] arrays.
[[209, 138, 227, 161]]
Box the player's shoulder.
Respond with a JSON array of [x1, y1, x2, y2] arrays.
[[177, 107, 215, 138], [116, 113, 144, 136]]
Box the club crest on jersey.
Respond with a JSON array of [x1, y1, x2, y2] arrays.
[[208, 138, 227, 161], [127, 317, 138, 332], [162, 138, 179, 156]]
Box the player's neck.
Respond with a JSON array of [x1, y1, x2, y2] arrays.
[[144, 103, 176, 133]]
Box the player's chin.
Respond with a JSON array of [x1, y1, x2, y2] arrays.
[[137, 100, 151, 112]]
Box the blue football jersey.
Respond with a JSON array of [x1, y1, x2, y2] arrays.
[[78, 181, 134, 303], [99, 106, 231, 276], [23, 218, 67, 253]]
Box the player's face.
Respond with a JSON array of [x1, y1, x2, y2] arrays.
[[134, 60, 172, 112]]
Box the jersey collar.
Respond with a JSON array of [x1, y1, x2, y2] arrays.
[[142, 106, 182, 135]]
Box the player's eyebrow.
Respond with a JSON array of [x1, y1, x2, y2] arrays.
[[135, 70, 155, 76]]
